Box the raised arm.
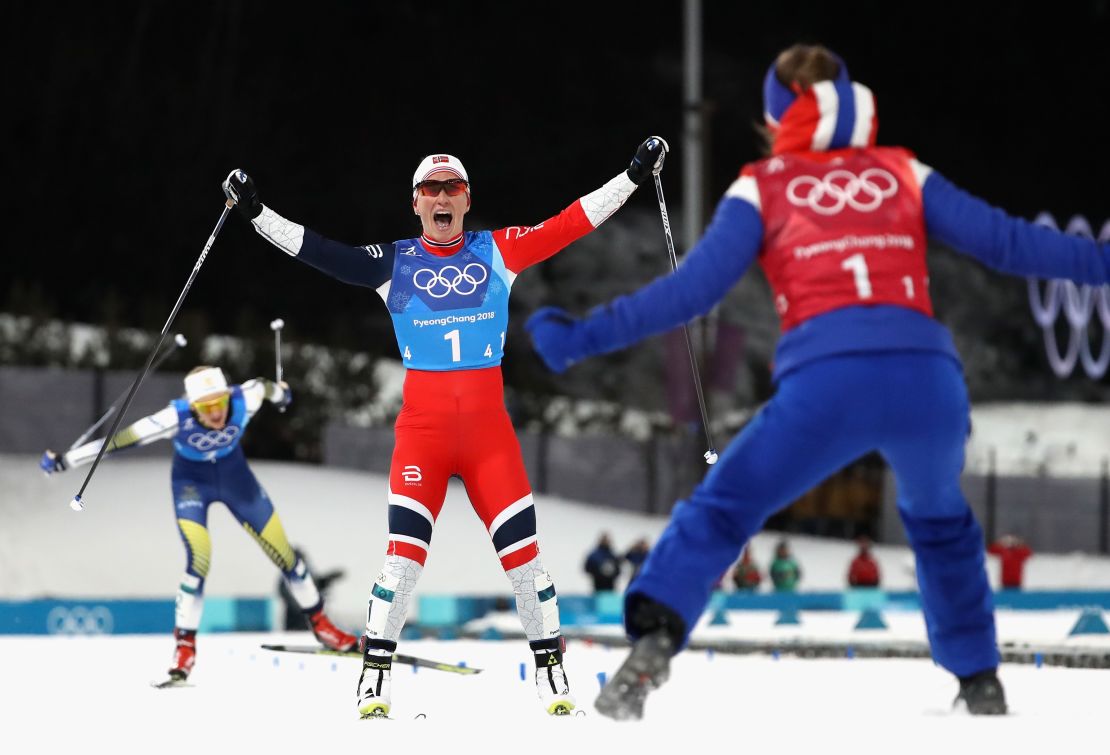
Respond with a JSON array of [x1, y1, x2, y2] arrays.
[[223, 170, 395, 291], [241, 378, 292, 417], [496, 138, 669, 273], [918, 162, 1110, 283]]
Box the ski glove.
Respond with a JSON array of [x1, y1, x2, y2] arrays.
[[223, 169, 263, 220], [39, 450, 66, 475], [526, 306, 590, 374], [626, 136, 670, 186]]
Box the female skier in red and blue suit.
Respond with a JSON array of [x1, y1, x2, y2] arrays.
[[222, 136, 667, 717], [527, 45, 1110, 718]]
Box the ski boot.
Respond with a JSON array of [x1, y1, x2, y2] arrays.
[[309, 609, 358, 652], [595, 595, 685, 721], [595, 630, 674, 720], [357, 638, 394, 719], [532, 637, 575, 715], [168, 628, 196, 681], [954, 668, 1008, 715]]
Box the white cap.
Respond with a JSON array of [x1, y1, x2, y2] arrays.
[[184, 367, 229, 403], [412, 154, 469, 188]]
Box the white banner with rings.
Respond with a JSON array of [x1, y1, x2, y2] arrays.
[[1028, 213, 1110, 379], [46, 604, 114, 635]]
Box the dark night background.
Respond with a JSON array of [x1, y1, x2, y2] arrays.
[[4, 1, 1110, 425]]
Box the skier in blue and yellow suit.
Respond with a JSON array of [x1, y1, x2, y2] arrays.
[[41, 365, 357, 682]]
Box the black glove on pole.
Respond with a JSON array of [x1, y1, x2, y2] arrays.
[[223, 169, 263, 220], [626, 136, 670, 186]]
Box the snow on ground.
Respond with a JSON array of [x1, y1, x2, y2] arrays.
[[5, 455, 1110, 751], [6, 453, 1110, 634], [965, 402, 1110, 477], [2, 631, 1109, 753]]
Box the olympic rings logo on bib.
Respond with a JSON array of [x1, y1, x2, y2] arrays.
[[413, 263, 488, 298], [187, 425, 239, 451], [786, 168, 898, 215]]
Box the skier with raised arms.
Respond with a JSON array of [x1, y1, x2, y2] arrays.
[[222, 135, 667, 718]]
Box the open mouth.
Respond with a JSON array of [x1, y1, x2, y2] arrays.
[[433, 211, 453, 231]]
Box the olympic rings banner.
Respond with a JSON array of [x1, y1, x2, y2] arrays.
[[0, 597, 273, 635], [1028, 214, 1110, 379]]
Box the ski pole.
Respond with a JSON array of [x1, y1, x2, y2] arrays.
[[270, 318, 285, 412], [651, 161, 718, 465], [270, 318, 284, 384], [69, 198, 235, 512], [68, 333, 187, 451]]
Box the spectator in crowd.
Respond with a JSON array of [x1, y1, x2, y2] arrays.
[[847, 535, 881, 588], [624, 538, 651, 582], [584, 533, 622, 592], [770, 539, 802, 592], [731, 547, 762, 592], [987, 534, 1033, 590]]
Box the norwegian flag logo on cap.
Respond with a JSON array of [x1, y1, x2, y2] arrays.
[[432, 156, 449, 164]]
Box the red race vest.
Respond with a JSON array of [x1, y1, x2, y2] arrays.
[[745, 147, 933, 330]]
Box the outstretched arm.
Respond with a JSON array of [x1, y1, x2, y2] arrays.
[[527, 183, 764, 372], [223, 170, 395, 291], [919, 164, 1110, 283], [42, 405, 179, 473], [498, 138, 668, 273]]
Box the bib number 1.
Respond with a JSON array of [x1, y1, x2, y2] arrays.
[[444, 329, 461, 362], [438, 329, 506, 363], [840, 254, 873, 299]]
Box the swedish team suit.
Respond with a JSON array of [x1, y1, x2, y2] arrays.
[[59, 379, 327, 631], [527, 75, 1110, 679]]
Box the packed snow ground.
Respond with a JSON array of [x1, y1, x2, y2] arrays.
[[5, 455, 1110, 751], [2, 631, 1109, 753]]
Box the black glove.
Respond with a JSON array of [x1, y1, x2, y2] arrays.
[[222, 169, 263, 220], [626, 136, 670, 186]]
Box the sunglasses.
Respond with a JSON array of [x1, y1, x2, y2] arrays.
[[415, 179, 469, 197], [192, 394, 229, 412]]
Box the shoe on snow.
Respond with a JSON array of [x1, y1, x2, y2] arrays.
[[954, 669, 1007, 715], [595, 630, 674, 721]]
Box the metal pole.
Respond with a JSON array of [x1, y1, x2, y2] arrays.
[[1100, 457, 1109, 554], [69, 199, 234, 511], [683, 0, 704, 252], [653, 171, 717, 465], [985, 447, 997, 543]]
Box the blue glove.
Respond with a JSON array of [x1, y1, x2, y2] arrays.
[[39, 450, 66, 475], [275, 381, 293, 413], [525, 307, 590, 374]]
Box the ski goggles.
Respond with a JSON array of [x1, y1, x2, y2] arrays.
[[191, 394, 229, 412], [415, 179, 469, 197]]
